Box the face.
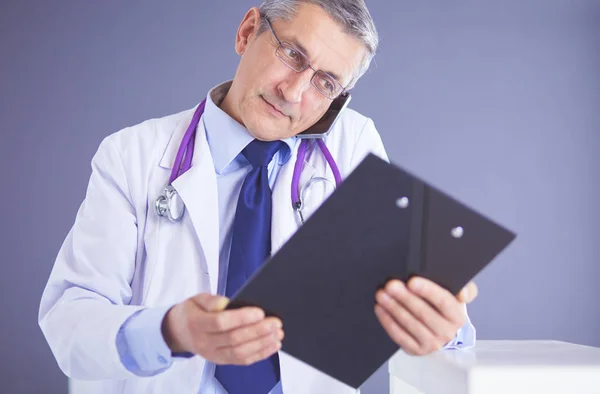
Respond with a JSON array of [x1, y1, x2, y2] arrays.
[[220, 4, 367, 141]]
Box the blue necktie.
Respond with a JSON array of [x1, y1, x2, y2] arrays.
[[215, 139, 284, 394]]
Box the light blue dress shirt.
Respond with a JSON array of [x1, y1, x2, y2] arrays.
[[116, 89, 294, 393], [115, 88, 476, 393]]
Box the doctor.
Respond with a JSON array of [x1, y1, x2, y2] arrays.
[[39, 1, 478, 393]]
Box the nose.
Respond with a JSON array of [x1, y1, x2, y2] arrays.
[[278, 68, 313, 104]]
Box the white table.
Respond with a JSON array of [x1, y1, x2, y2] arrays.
[[388, 340, 600, 394]]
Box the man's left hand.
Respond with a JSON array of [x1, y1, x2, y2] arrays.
[[375, 277, 478, 356]]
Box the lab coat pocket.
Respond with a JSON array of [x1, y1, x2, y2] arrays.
[[122, 356, 205, 394]]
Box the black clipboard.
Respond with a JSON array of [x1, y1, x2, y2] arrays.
[[226, 153, 516, 388]]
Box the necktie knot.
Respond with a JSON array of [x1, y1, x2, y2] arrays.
[[242, 139, 285, 168]]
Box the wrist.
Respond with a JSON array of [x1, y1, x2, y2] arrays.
[[161, 305, 187, 353]]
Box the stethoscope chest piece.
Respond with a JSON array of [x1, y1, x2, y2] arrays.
[[155, 185, 185, 222]]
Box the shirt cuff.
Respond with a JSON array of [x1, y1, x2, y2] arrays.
[[442, 306, 476, 350], [116, 305, 176, 376]]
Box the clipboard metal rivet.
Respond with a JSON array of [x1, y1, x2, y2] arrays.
[[396, 197, 409, 209], [451, 226, 464, 238]]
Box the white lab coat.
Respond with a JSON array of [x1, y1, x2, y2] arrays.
[[39, 102, 390, 394]]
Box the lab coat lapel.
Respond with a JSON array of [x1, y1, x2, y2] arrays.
[[272, 141, 358, 393], [167, 113, 220, 295], [271, 141, 315, 255]]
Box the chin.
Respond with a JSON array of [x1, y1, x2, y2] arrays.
[[247, 126, 292, 141], [245, 114, 294, 141]]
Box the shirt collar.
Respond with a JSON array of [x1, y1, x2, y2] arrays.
[[203, 80, 297, 175]]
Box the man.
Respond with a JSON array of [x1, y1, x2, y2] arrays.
[[39, 1, 477, 393]]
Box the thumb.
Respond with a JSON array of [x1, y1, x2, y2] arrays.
[[457, 282, 478, 304], [193, 293, 230, 312]]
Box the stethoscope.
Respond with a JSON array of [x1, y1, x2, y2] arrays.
[[154, 98, 342, 225]]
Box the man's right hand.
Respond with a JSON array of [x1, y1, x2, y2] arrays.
[[161, 293, 284, 366]]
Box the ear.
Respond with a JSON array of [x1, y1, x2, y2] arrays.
[[235, 7, 262, 56]]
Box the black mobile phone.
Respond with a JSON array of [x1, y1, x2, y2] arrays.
[[296, 92, 352, 139]]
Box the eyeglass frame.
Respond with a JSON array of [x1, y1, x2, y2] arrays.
[[263, 16, 350, 100]]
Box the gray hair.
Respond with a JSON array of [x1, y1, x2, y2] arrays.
[[257, 0, 379, 88]]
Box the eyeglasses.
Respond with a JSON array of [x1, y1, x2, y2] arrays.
[[264, 17, 348, 100]]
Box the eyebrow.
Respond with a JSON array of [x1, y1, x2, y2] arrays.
[[284, 36, 344, 84]]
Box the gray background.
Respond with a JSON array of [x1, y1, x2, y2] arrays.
[[1, 0, 599, 393]]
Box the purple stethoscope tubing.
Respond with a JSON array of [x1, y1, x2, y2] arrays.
[[160, 98, 342, 222], [291, 139, 341, 206], [169, 99, 207, 184]]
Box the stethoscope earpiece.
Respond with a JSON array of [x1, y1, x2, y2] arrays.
[[293, 176, 337, 225]]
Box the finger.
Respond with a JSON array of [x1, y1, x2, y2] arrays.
[[457, 282, 478, 304], [209, 317, 283, 348], [406, 277, 464, 326], [197, 306, 268, 333], [191, 293, 230, 312], [374, 304, 422, 356], [384, 281, 456, 341], [376, 289, 442, 352], [218, 329, 283, 365]]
